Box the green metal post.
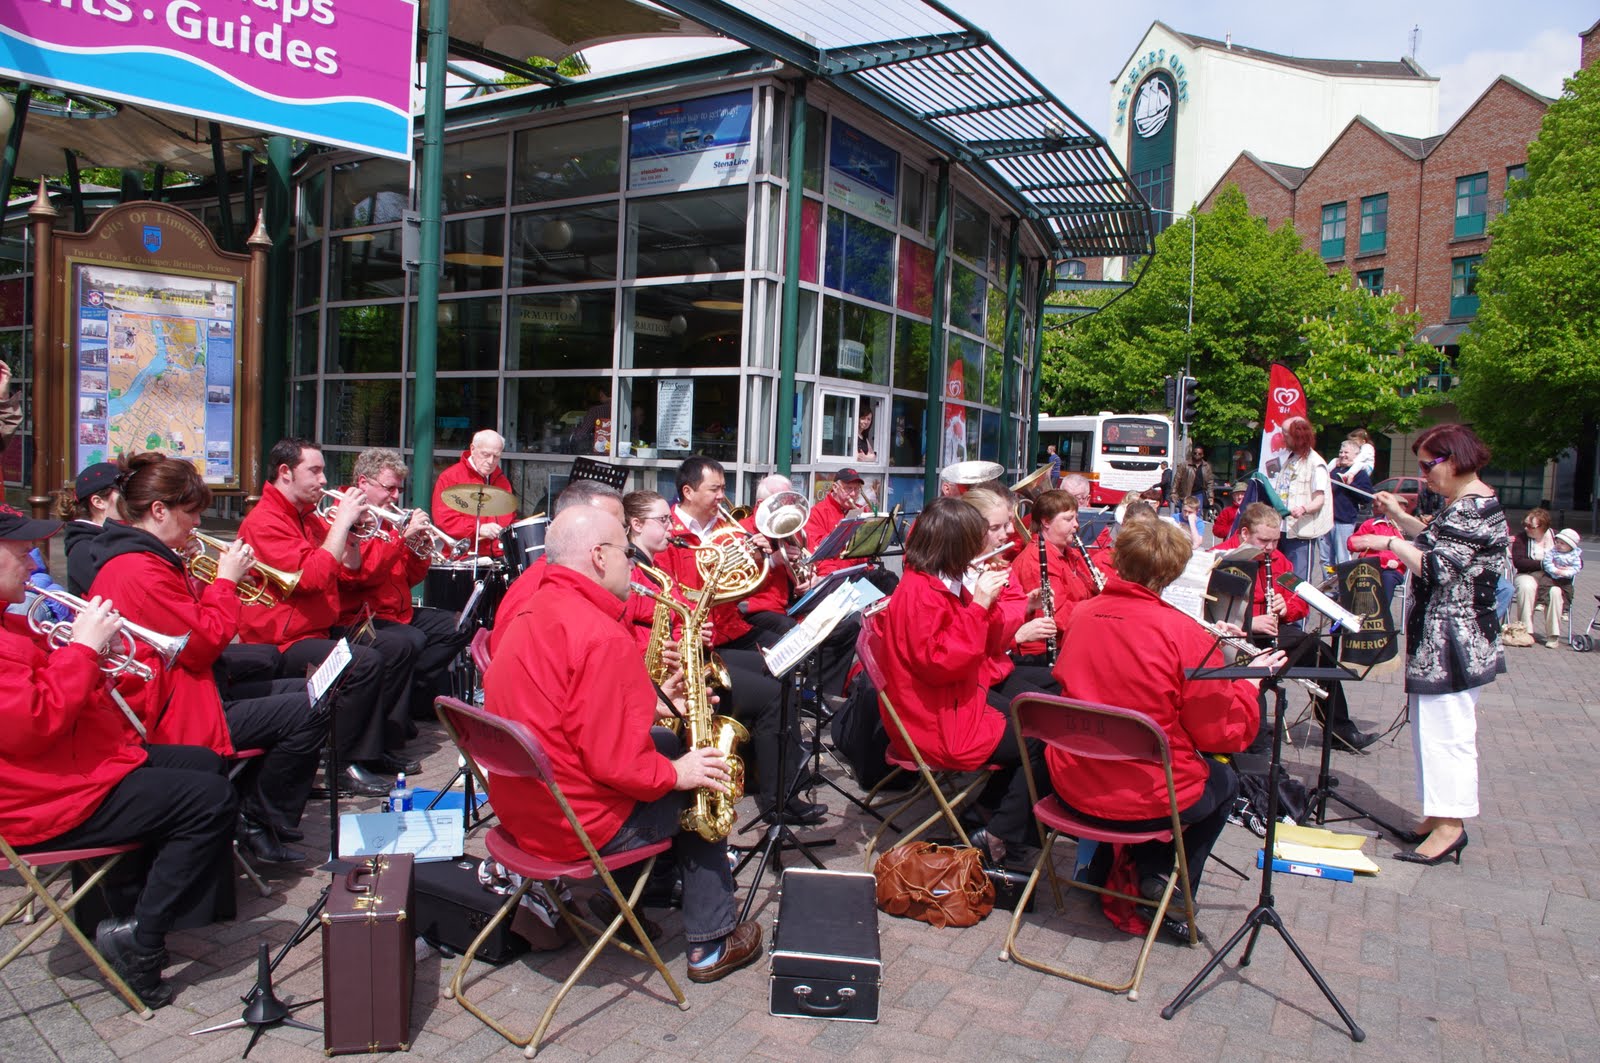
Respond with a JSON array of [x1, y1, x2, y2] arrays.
[[997, 223, 1021, 474], [260, 136, 293, 447], [1026, 265, 1049, 469], [63, 150, 85, 231], [409, 0, 449, 509], [774, 84, 806, 477], [208, 123, 235, 249], [923, 162, 951, 503], [0, 85, 29, 210]]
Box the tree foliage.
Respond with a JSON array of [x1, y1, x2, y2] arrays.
[[1455, 62, 1600, 464], [1041, 186, 1433, 442]]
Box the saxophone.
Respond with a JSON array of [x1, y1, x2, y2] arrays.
[[635, 559, 732, 692], [629, 555, 748, 842]]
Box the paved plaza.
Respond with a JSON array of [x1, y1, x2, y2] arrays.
[[6, 559, 1600, 1062]]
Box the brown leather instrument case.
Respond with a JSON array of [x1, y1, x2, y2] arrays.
[[320, 854, 416, 1054]]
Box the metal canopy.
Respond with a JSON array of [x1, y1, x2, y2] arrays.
[[645, 0, 1153, 260]]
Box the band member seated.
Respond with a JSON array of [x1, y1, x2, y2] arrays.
[[626, 487, 818, 824], [1050, 519, 1284, 937], [88, 453, 326, 863], [874, 497, 1047, 867], [1212, 482, 1248, 541], [430, 429, 516, 558], [1008, 489, 1101, 666], [237, 438, 417, 795], [0, 506, 236, 1009], [960, 485, 1058, 696], [341, 447, 473, 720], [59, 461, 121, 595], [484, 506, 762, 983], [802, 468, 897, 595]]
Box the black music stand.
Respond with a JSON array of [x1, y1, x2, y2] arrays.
[[1161, 638, 1366, 1042]]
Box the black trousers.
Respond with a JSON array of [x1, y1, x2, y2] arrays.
[[744, 608, 861, 699], [278, 636, 397, 763], [213, 643, 284, 692], [711, 645, 794, 806], [25, 746, 236, 942], [378, 607, 473, 720], [224, 677, 329, 830]]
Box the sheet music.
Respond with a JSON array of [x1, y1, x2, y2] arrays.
[[763, 578, 875, 677], [307, 637, 352, 705], [338, 810, 465, 862], [1160, 551, 1217, 621]]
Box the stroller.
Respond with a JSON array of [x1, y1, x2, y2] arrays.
[[1568, 594, 1600, 652]]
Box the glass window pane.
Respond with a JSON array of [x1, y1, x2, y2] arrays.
[[508, 291, 615, 371], [819, 391, 857, 458], [949, 264, 984, 336], [745, 375, 773, 467], [802, 113, 825, 192], [0, 276, 25, 328], [504, 377, 612, 456], [324, 379, 402, 447], [823, 207, 893, 304], [513, 116, 623, 203], [296, 242, 323, 307], [949, 336, 982, 401], [889, 396, 926, 468], [986, 283, 1007, 347], [893, 318, 930, 392], [979, 410, 1000, 461], [418, 297, 501, 372], [424, 376, 499, 452], [627, 189, 747, 278], [897, 237, 934, 317], [952, 194, 988, 264], [330, 159, 408, 230], [820, 296, 890, 385], [624, 283, 742, 370], [900, 166, 924, 230], [441, 217, 505, 293], [982, 345, 1002, 405], [330, 229, 405, 300], [297, 170, 325, 242], [887, 473, 925, 512], [327, 304, 403, 373], [796, 289, 818, 374], [510, 205, 618, 286], [619, 375, 739, 462], [291, 379, 316, 439], [0, 225, 26, 276], [294, 312, 319, 376], [443, 135, 507, 213]]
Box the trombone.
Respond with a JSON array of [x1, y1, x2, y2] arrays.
[[26, 587, 189, 684], [184, 531, 302, 607]]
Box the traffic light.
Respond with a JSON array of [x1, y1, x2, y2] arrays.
[[1164, 375, 1177, 409], [1179, 375, 1198, 425]]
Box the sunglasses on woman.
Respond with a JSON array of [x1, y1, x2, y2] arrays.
[[1418, 454, 1449, 473]]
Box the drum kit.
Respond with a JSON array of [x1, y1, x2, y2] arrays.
[[423, 484, 547, 625]]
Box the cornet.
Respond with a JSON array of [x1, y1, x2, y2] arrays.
[[27, 587, 189, 684], [314, 489, 382, 539], [184, 531, 302, 607], [368, 501, 472, 562]]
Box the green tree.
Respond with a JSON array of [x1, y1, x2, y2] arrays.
[[1455, 62, 1600, 464], [1042, 186, 1433, 441]]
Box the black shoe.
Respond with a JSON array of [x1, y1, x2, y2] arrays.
[[759, 797, 827, 825], [1329, 725, 1380, 753], [276, 825, 305, 843], [1394, 831, 1468, 866], [94, 918, 174, 1009], [377, 754, 422, 776], [1138, 874, 1170, 903], [967, 827, 1005, 866], [337, 763, 392, 797], [237, 816, 307, 865], [1157, 913, 1205, 946]]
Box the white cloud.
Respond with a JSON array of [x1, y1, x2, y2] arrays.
[[1433, 29, 1577, 126]]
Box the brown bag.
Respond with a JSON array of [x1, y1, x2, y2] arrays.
[[873, 842, 994, 928], [1501, 621, 1536, 647]]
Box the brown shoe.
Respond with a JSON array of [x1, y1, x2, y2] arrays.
[[686, 920, 763, 984]]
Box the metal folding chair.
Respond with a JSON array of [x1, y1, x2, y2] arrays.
[[225, 748, 273, 898], [0, 833, 153, 1018], [434, 697, 687, 1057], [854, 612, 996, 870], [998, 693, 1199, 1002]]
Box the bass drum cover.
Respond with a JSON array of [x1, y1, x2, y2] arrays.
[[422, 560, 507, 627], [499, 515, 549, 578]]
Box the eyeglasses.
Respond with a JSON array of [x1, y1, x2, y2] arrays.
[[1418, 454, 1449, 473], [642, 514, 671, 526]]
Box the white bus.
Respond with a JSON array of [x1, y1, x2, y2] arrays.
[[1037, 412, 1173, 507]]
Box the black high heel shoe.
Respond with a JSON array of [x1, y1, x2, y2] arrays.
[[1393, 831, 1468, 865]]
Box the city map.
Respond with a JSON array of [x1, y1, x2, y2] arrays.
[[75, 264, 237, 484]]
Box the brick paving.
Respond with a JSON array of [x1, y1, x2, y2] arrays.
[[7, 561, 1600, 1061]]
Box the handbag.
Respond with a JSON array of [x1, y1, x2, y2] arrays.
[[873, 842, 994, 928], [1500, 620, 1535, 647]]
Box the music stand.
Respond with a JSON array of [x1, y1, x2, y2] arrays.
[[1161, 636, 1366, 1042]]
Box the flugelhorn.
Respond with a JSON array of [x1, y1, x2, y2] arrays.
[[26, 587, 189, 684], [368, 500, 472, 562], [184, 531, 302, 607]]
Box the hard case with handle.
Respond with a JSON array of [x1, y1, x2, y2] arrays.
[[320, 853, 416, 1054], [769, 868, 880, 1023]]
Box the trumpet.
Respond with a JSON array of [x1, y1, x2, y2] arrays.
[[368, 501, 472, 562], [26, 587, 189, 684], [314, 489, 382, 539], [184, 531, 302, 607]]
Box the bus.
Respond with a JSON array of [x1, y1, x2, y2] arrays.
[[1037, 412, 1173, 507]]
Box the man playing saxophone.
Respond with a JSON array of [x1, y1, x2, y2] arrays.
[[484, 505, 762, 983]]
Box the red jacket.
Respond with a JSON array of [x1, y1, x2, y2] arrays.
[[0, 616, 148, 846], [89, 532, 236, 754], [237, 483, 354, 649], [1213, 504, 1241, 541], [338, 512, 431, 626], [738, 513, 795, 618], [430, 451, 516, 558], [803, 491, 855, 577], [1007, 539, 1098, 658], [1049, 576, 1260, 819], [1350, 517, 1407, 573], [488, 556, 549, 658], [874, 568, 1007, 772], [657, 507, 754, 646], [982, 575, 1028, 686], [1213, 536, 1310, 625], [484, 566, 676, 862]]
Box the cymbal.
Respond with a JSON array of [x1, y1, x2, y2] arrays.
[[940, 460, 1004, 486], [440, 483, 517, 517]]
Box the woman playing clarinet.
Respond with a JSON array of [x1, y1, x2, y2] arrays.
[[1008, 489, 1100, 667]]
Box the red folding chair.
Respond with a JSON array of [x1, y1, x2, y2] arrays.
[[0, 833, 153, 1018], [998, 693, 1199, 1001], [855, 610, 996, 870], [468, 627, 492, 675], [434, 697, 687, 1056]]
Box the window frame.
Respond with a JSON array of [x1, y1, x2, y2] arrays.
[[815, 387, 861, 462], [1450, 255, 1482, 318], [1358, 194, 1387, 254], [1455, 173, 1488, 237], [1320, 202, 1347, 259], [1356, 268, 1384, 295]]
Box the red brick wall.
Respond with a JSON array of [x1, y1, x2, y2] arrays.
[[1199, 157, 1294, 224], [1583, 25, 1598, 70]]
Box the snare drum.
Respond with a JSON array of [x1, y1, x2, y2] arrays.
[[500, 515, 549, 578], [423, 560, 506, 625]]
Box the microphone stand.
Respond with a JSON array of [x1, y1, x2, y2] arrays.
[[1161, 636, 1365, 1041]]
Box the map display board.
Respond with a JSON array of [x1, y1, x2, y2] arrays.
[[73, 264, 239, 484]]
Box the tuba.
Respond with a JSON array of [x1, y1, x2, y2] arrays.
[[26, 587, 189, 684], [184, 531, 302, 607]]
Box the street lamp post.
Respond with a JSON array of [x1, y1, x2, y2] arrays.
[[1144, 206, 1198, 450]]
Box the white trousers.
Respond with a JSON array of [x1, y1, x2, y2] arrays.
[[1513, 574, 1566, 637], [1410, 688, 1480, 819]]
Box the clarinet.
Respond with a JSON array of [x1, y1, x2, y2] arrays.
[[1264, 552, 1279, 619], [1073, 532, 1107, 593], [1038, 533, 1058, 665]]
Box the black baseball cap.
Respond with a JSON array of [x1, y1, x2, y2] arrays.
[[835, 467, 865, 483], [0, 504, 63, 542], [75, 461, 121, 502]]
